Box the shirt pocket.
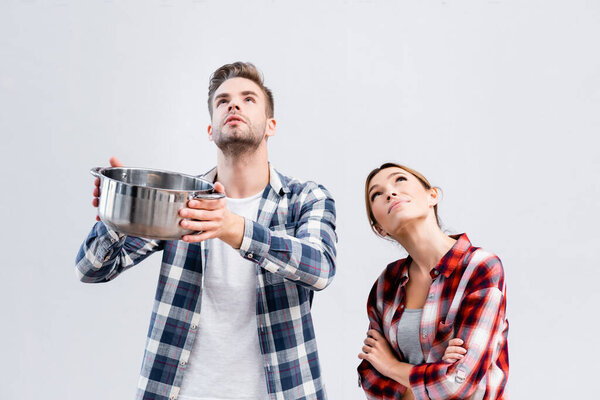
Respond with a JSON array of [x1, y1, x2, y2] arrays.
[[264, 222, 297, 285]]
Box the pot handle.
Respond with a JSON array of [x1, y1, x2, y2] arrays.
[[90, 167, 104, 178], [191, 191, 226, 200]]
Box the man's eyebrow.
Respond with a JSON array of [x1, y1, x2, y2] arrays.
[[214, 93, 229, 101], [241, 90, 259, 97]]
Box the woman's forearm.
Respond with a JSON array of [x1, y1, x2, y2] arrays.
[[386, 360, 413, 388]]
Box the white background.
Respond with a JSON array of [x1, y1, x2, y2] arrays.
[[1, 0, 598, 398]]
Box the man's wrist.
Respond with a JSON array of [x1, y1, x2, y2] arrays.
[[221, 212, 245, 249]]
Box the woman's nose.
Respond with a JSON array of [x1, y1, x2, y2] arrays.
[[386, 192, 398, 201]]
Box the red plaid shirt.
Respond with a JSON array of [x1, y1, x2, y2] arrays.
[[358, 234, 509, 399]]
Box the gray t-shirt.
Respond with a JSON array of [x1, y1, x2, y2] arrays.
[[396, 308, 425, 365]]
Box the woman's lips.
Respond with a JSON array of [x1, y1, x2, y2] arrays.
[[388, 199, 408, 214]]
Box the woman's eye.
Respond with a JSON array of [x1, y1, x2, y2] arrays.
[[396, 176, 406, 182], [370, 192, 381, 202]]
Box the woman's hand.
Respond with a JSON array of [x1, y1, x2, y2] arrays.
[[358, 329, 400, 378], [442, 338, 467, 363], [401, 388, 415, 400]]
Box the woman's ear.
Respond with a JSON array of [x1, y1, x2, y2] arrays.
[[428, 187, 440, 207], [374, 224, 388, 237]]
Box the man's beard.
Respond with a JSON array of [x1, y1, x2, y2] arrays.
[[212, 120, 266, 158]]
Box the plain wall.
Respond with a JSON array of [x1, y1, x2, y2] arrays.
[[1, 0, 598, 398]]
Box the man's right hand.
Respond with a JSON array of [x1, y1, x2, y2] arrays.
[[93, 157, 123, 221]]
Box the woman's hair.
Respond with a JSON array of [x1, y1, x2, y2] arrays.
[[365, 162, 441, 236]]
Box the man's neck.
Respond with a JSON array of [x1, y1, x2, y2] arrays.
[[215, 147, 270, 198]]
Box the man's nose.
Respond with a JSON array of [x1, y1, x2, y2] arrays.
[[228, 101, 240, 112]]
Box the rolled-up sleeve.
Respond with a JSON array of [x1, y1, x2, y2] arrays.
[[75, 221, 163, 283], [238, 183, 337, 291]]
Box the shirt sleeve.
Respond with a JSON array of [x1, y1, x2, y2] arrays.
[[408, 258, 507, 400], [237, 182, 337, 291], [358, 274, 407, 399], [75, 221, 163, 283]]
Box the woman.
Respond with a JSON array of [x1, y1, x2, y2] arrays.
[[357, 163, 509, 400]]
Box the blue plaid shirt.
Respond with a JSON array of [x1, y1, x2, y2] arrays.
[[75, 165, 337, 400]]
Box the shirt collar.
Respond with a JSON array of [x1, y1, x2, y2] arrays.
[[201, 163, 289, 197], [433, 233, 472, 278], [400, 233, 472, 282]]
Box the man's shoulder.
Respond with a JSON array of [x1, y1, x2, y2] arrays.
[[273, 168, 332, 198]]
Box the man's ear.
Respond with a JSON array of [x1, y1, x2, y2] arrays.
[[207, 124, 213, 142], [265, 118, 276, 138]]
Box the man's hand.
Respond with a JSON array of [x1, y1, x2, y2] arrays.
[[179, 182, 245, 248], [358, 329, 402, 379], [93, 157, 123, 221]]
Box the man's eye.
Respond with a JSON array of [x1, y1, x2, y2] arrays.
[[245, 97, 255, 102], [217, 99, 227, 105]]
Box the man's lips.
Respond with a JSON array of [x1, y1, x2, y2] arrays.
[[388, 199, 409, 214], [225, 115, 246, 125]]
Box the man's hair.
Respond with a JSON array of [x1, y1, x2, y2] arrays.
[[207, 62, 274, 119]]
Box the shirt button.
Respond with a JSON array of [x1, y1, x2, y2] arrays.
[[190, 324, 197, 330], [428, 294, 434, 299], [400, 304, 405, 309], [180, 360, 187, 366], [433, 270, 439, 276], [248, 253, 254, 259]]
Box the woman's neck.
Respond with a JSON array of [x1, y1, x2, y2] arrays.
[[392, 218, 456, 275]]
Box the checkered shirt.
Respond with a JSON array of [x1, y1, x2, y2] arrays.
[[357, 234, 509, 400], [76, 165, 337, 400]]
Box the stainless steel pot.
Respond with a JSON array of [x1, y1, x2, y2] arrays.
[[91, 166, 225, 240]]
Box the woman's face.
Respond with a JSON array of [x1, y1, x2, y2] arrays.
[[367, 167, 438, 237]]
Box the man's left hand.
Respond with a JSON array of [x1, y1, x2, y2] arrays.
[[179, 182, 245, 248]]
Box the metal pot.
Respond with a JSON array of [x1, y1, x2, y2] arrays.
[[91, 166, 224, 240]]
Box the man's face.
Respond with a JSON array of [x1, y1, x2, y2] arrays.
[[208, 77, 275, 156]]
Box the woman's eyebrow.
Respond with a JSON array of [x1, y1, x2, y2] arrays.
[[387, 171, 405, 179], [368, 183, 380, 195]]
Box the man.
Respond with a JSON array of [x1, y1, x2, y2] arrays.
[[76, 62, 337, 400]]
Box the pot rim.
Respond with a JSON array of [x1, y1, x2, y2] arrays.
[[90, 166, 219, 195]]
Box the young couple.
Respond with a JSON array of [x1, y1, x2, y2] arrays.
[[76, 62, 509, 400]]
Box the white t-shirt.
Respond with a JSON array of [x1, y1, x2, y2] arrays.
[[178, 191, 267, 400]]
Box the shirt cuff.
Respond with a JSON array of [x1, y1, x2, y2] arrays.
[[238, 218, 271, 264], [94, 222, 126, 262]]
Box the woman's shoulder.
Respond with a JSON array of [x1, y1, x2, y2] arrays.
[[461, 247, 505, 290], [370, 258, 409, 291]]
